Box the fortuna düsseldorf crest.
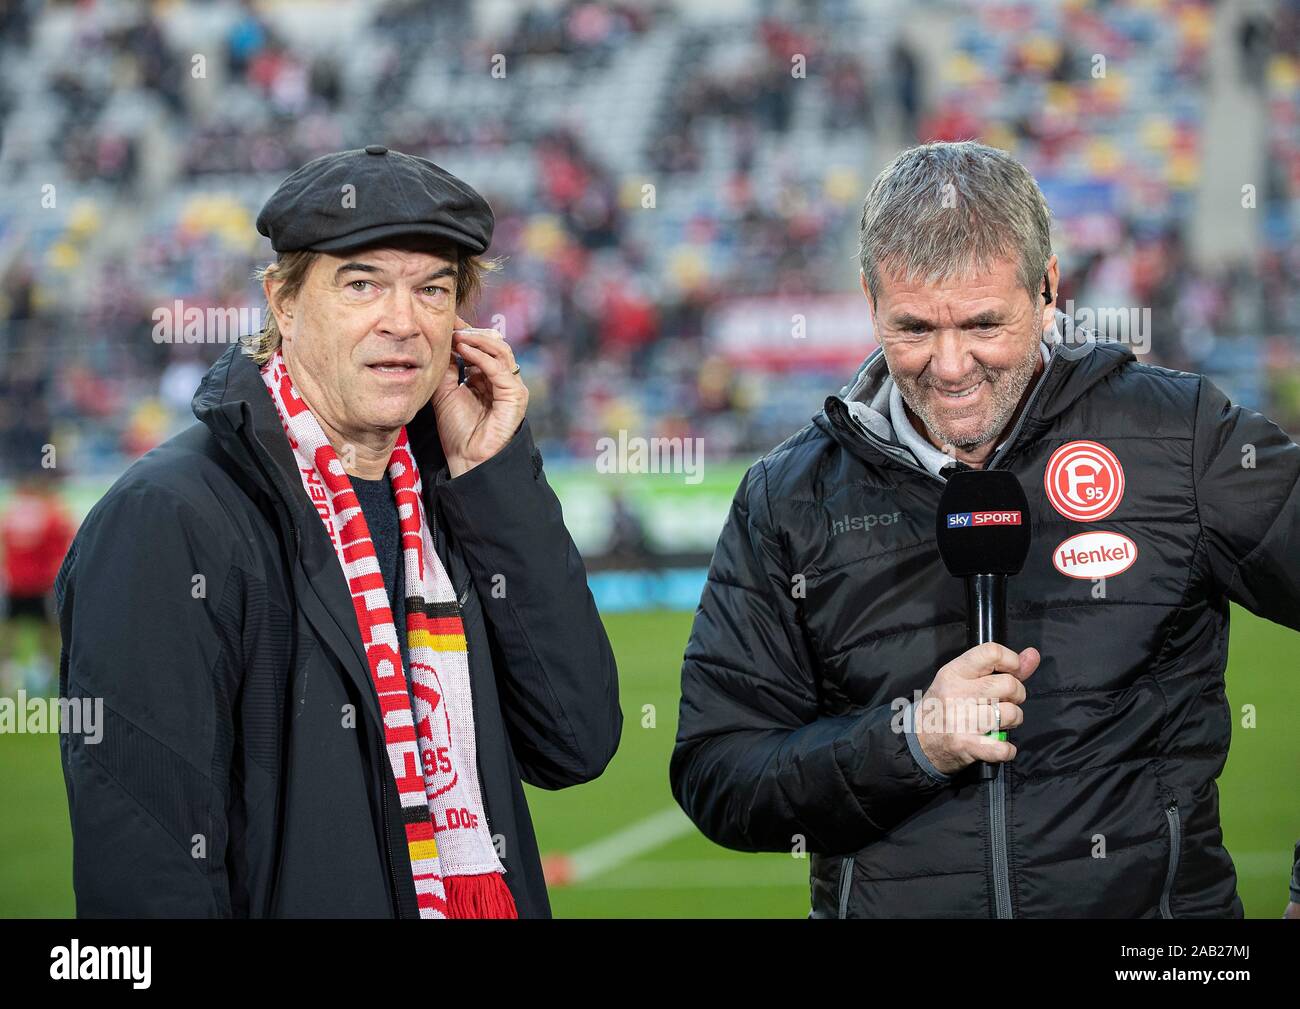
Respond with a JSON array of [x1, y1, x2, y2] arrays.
[[1044, 440, 1125, 522]]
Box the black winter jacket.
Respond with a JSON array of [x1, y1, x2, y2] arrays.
[[56, 343, 621, 918], [671, 325, 1299, 918]]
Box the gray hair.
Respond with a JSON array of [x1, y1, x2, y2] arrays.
[[857, 140, 1053, 308]]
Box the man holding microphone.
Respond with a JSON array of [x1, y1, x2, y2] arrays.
[[670, 141, 1299, 917]]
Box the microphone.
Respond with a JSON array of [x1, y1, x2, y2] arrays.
[[934, 469, 1032, 781]]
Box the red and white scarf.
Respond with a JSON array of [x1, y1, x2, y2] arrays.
[[260, 349, 517, 919]]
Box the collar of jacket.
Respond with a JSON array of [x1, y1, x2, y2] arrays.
[[814, 309, 1135, 478], [189, 342, 454, 732]]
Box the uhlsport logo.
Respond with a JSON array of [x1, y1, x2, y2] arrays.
[[1044, 440, 1125, 522], [1052, 530, 1138, 579], [946, 510, 1022, 529]]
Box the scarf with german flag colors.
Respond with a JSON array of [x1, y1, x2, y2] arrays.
[[260, 349, 516, 919]]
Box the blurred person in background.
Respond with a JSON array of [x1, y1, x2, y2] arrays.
[[0, 470, 76, 695], [671, 141, 1300, 918]]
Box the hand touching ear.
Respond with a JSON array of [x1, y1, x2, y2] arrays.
[[431, 317, 528, 478]]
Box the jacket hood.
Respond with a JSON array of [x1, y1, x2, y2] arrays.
[[815, 308, 1135, 472]]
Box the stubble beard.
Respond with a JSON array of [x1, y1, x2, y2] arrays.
[[895, 327, 1044, 453]]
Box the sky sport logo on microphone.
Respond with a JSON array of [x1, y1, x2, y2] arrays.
[[945, 510, 1023, 529]]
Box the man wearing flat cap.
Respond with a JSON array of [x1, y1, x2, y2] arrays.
[[55, 146, 622, 918]]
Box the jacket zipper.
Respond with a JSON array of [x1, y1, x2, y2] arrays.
[[456, 567, 502, 890], [981, 348, 1061, 920], [837, 856, 854, 918], [840, 404, 1021, 917], [1159, 800, 1181, 919], [990, 764, 1012, 917], [379, 767, 404, 918], [833, 347, 1062, 921]]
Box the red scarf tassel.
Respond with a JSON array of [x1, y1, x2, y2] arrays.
[[447, 873, 519, 919]]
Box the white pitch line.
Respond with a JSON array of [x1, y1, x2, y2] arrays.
[[566, 805, 697, 883], [563, 806, 1293, 892]]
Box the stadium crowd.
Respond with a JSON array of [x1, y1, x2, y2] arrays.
[[0, 0, 1297, 486]]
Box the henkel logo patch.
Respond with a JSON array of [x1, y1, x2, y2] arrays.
[[946, 511, 1023, 529], [1044, 440, 1125, 522], [1052, 531, 1137, 579]]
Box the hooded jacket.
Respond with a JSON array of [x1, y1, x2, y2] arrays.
[[671, 315, 1300, 917], [56, 343, 621, 918]]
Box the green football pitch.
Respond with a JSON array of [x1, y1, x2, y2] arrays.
[[1, 606, 1296, 918]]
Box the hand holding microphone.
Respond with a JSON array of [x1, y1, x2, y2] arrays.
[[920, 468, 1039, 780], [914, 641, 1039, 776]]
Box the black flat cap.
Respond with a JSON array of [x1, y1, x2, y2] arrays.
[[256, 145, 494, 255]]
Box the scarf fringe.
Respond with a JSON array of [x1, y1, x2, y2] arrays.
[[447, 873, 519, 919]]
